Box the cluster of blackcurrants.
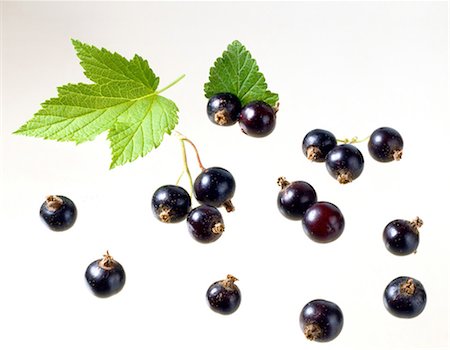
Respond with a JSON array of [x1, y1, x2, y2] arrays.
[[207, 93, 277, 137], [151, 166, 236, 244], [302, 127, 404, 183]]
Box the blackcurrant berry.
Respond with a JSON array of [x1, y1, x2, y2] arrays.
[[207, 93, 242, 126], [299, 299, 344, 342], [239, 101, 276, 137], [302, 129, 337, 162], [277, 177, 317, 221], [187, 205, 225, 243], [383, 217, 423, 255], [302, 201, 345, 243], [39, 195, 77, 231], [151, 185, 191, 223], [194, 167, 236, 212], [325, 144, 364, 184], [85, 251, 126, 298], [206, 274, 241, 315], [384, 276, 427, 318], [368, 127, 403, 162]]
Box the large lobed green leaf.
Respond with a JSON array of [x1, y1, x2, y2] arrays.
[[204, 40, 278, 106], [14, 40, 179, 168]]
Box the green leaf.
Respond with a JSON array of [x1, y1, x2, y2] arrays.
[[14, 40, 183, 168], [108, 96, 178, 169], [204, 40, 278, 106]]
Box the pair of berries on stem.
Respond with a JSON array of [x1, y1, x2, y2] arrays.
[[207, 93, 278, 137], [151, 132, 235, 244], [303, 127, 404, 184]]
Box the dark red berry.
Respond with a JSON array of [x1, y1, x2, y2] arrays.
[[368, 127, 403, 162], [206, 275, 241, 315], [325, 144, 364, 184], [187, 205, 224, 243], [302, 201, 345, 243], [207, 93, 242, 126], [384, 276, 426, 318], [40, 195, 77, 231], [85, 251, 126, 298], [194, 167, 236, 212], [302, 129, 337, 162], [239, 101, 276, 137], [151, 185, 191, 223], [383, 217, 422, 255], [277, 177, 317, 221], [299, 299, 344, 342]]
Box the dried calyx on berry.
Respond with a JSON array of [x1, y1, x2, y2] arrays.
[[39, 195, 77, 231]]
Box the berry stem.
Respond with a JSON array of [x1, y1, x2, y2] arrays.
[[154, 74, 186, 95], [336, 135, 370, 144], [182, 138, 206, 171], [175, 169, 185, 186], [173, 131, 206, 171], [179, 139, 194, 197], [223, 199, 235, 213]]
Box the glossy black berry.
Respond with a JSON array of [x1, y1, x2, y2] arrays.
[[302, 129, 337, 162], [85, 251, 126, 298], [239, 101, 276, 137], [384, 276, 427, 318], [194, 167, 236, 212], [151, 185, 191, 223], [206, 275, 241, 315], [277, 177, 317, 221], [39, 195, 77, 231], [383, 217, 422, 255], [368, 127, 403, 162], [187, 205, 225, 243], [300, 299, 344, 342], [207, 93, 242, 126], [302, 201, 345, 243], [325, 144, 364, 184]]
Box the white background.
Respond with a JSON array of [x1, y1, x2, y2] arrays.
[[1, 2, 448, 349]]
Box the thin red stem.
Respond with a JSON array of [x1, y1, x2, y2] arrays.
[[182, 137, 205, 171]]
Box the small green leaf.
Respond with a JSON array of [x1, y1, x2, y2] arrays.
[[14, 40, 183, 168], [204, 40, 278, 106]]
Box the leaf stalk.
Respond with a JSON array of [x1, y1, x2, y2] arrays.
[[155, 74, 186, 95]]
